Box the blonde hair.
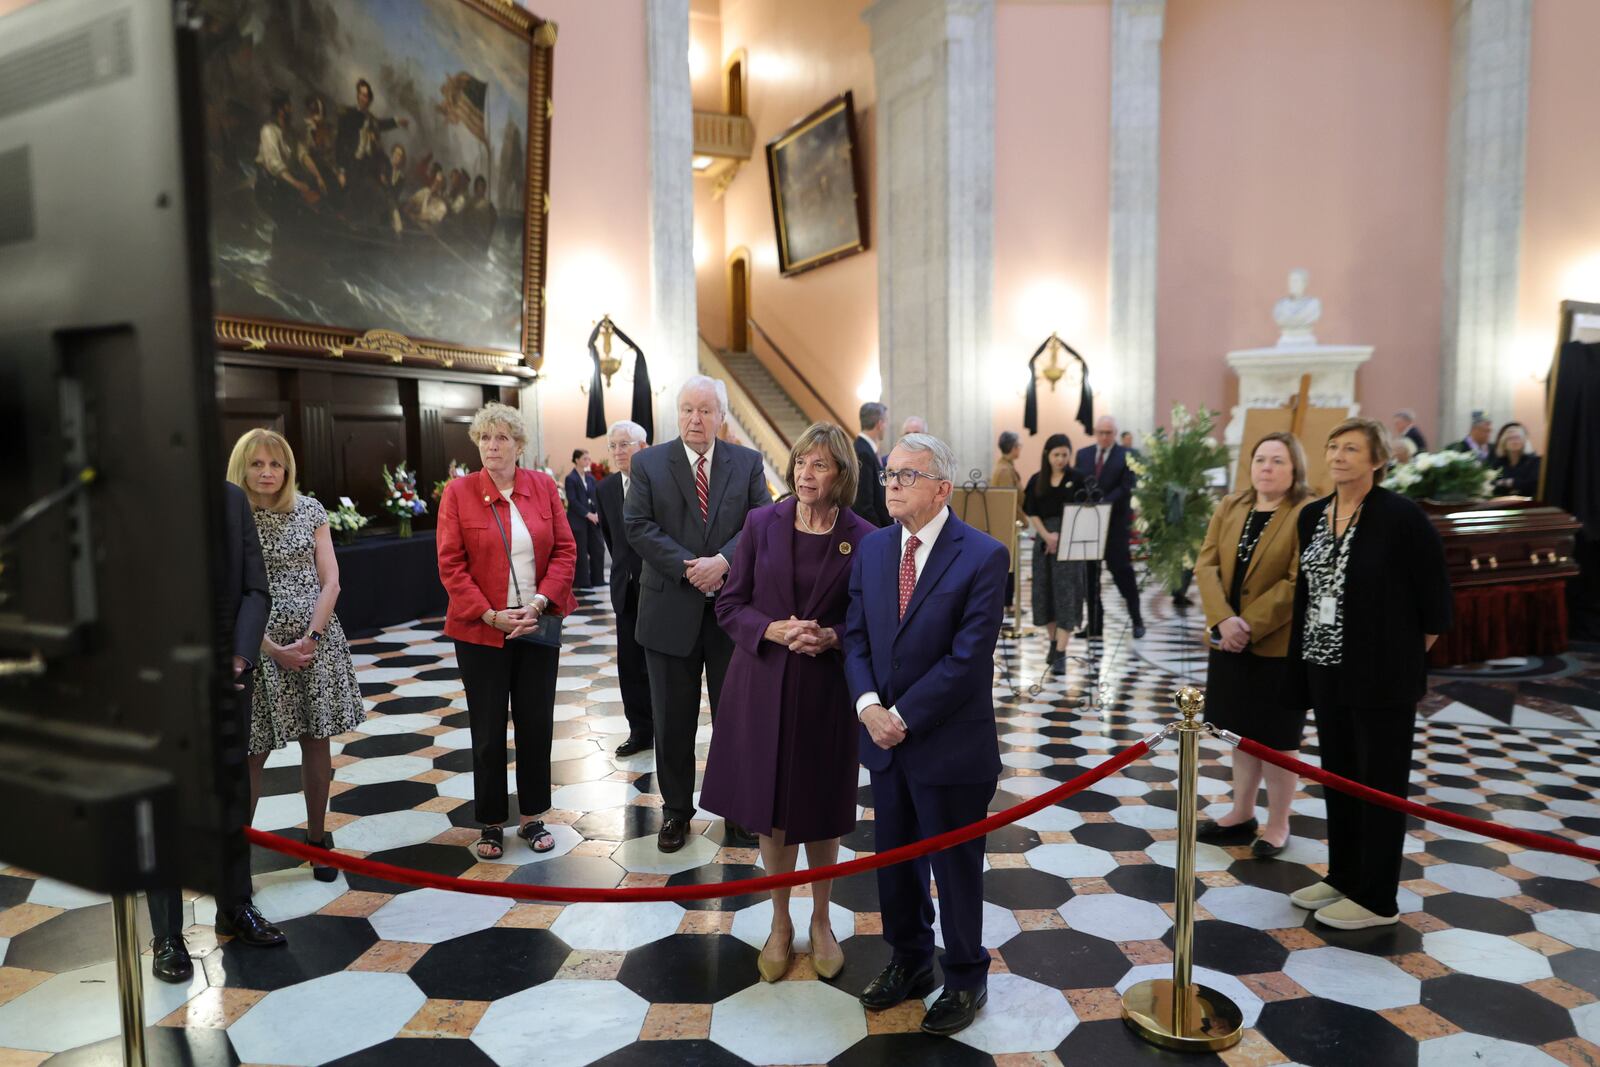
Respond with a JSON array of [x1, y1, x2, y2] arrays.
[[1241, 431, 1311, 507], [468, 401, 528, 447], [1325, 416, 1391, 468], [785, 423, 858, 511], [227, 428, 297, 513]]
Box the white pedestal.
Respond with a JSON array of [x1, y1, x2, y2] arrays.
[[1224, 343, 1373, 451]]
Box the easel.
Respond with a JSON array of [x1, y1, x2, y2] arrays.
[[1234, 374, 1351, 495], [954, 480, 1025, 696]]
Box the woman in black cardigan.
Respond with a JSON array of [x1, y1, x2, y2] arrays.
[[1286, 417, 1452, 930]]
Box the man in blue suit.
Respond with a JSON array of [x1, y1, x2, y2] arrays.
[[845, 433, 1009, 1037], [1076, 415, 1145, 638]]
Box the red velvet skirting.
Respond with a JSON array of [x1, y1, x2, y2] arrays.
[[1428, 580, 1570, 667]]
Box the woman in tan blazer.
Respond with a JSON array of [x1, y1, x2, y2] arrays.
[[1193, 432, 1311, 857]]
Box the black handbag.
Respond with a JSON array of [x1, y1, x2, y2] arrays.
[[489, 496, 563, 648]]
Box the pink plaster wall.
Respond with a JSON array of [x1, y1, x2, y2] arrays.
[[1156, 0, 1452, 448], [528, 0, 653, 459], [690, 6, 730, 352], [1514, 0, 1600, 452], [712, 0, 877, 429], [992, 2, 1112, 485]]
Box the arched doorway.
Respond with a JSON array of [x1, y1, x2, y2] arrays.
[[724, 49, 747, 117], [727, 247, 751, 352]]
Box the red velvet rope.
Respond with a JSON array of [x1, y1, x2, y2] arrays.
[[1235, 736, 1600, 863], [244, 739, 1152, 902]]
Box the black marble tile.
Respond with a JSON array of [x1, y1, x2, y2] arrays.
[[258, 765, 307, 798], [200, 914, 376, 992], [1521, 876, 1600, 912], [1255, 997, 1418, 1067], [370, 696, 452, 716], [1071, 823, 1154, 853], [841, 820, 878, 854], [1121, 763, 1179, 783], [1423, 839, 1511, 868], [7, 902, 149, 972], [331, 780, 439, 817], [1055, 1018, 1224, 1066], [1422, 973, 1576, 1045], [981, 868, 1074, 910], [999, 928, 1136, 989], [1305, 917, 1422, 957], [345, 843, 478, 895], [1421, 893, 1535, 936], [44, 1025, 240, 1067], [571, 805, 666, 842], [324, 1038, 500, 1067], [1162, 920, 1288, 975], [1220, 856, 1322, 896], [823, 935, 945, 1000], [1057, 790, 1120, 813], [591, 1039, 753, 1067], [436, 748, 484, 774], [415, 667, 460, 681], [1428, 773, 1481, 790], [407, 927, 570, 1001], [980, 824, 1042, 854], [1551, 947, 1600, 998], [368, 654, 448, 668], [340, 733, 434, 759], [0, 873, 34, 909], [828, 868, 881, 914], [1435, 681, 1515, 722], [831, 1033, 994, 1067], [615, 934, 760, 1002], [504, 855, 627, 895], [358, 682, 397, 697], [666, 864, 769, 911]]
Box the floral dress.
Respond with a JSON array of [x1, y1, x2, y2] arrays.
[[249, 495, 365, 754]]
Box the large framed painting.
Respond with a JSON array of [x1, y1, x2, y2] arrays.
[[197, 0, 553, 373], [765, 91, 868, 277]]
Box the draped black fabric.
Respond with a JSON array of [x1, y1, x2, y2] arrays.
[[1023, 338, 1093, 437], [1544, 340, 1600, 637], [584, 320, 653, 443]]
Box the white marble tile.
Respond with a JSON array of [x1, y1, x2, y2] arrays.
[[1115, 965, 1263, 1027], [369, 887, 512, 944], [348, 667, 423, 684], [1423, 862, 1520, 898], [1422, 928, 1552, 983], [1016, 806, 1085, 833], [554, 676, 591, 692], [1024, 842, 1117, 879], [553, 900, 687, 951], [1492, 808, 1564, 833], [1060, 892, 1171, 941], [1510, 849, 1599, 881], [475, 979, 647, 1067], [1199, 885, 1304, 930], [251, 792, 311, 832], [334, 810, 452, 853], [354, 712, 445, 736], [473, 822, 584, 866], [0, 936, 7, 966], [586, 687, 626, 703], [0, 958, 208, 1052], [264, 745, 303, 769], [1573, 1001, 1600, 1047], [25, 878, 110, 910], [559, 654, 611, 667], [710, 979, 867, 1065], [241, 868, 351, 922], [996, 775, 1064, 799], [227, 970, 424, 1066], [549, 738, 601, 762], [1418, 1031, 1564, 1067], [435, 772, 476, 800], [1427, 786, 1489, 806], [550, 780, 638, 811], [332, 754, 434, 785], [1290, 797, 1327, 819], [1274, 835, 1330, 866], [554, 704, 586, 722], [1087, 776, 1153, 798], [432, 728, 475, 750], [610, 832, 718, 875], [1001, 751, 1054, 770], [404, 641, 457, 656], [1282, 946, 1420, 1011], [1110, 804, 1178, 831], [937, 971, 1078, 1055], [999, 731, 1051, 746], [930, 898, 1021, 949], [1550, 798, 1600, 820], [388, 679, 464, 698], [1429, 822, 1494, 845], [1145, 840, 1232, 873], [587, 715, 634, 736], [1534, 909, 1600, 952], [730, 900, 857, 951]]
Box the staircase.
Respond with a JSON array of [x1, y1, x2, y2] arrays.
[[719, 351, 812, 444]]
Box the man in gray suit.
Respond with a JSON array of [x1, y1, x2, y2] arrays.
[[625, 376, 771, 852]]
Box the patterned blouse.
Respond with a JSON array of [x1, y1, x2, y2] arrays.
[[1300, 510, 1356, 666]]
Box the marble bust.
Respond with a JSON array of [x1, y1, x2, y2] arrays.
[[1272, 268, 1321, 346]]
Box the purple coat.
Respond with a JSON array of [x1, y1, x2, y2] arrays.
[[700, 497, 875, 841]]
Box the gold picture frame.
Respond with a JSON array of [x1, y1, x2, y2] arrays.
[[765, 91, 868, 277]]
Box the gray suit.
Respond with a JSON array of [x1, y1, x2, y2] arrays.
[[624, 437, 770, 820]]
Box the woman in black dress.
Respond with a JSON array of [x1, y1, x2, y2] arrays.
[[1193, 432, 1310, 857], [1023, 433, 1090, 677], [1491, 422, 1541, 497]]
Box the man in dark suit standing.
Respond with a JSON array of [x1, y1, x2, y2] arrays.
[[845, 433, 1008, 1037], [854, 401, 891, 527], [150, 482, 285, 984], [1391, 409, 1427, 454], [564, 449, 604, 590], [1076, 415, 1145, 639], [596, 420, 653, 757], [625, 376, 771, 852]]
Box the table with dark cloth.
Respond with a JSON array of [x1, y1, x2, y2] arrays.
[[333, 531, 447, 635]]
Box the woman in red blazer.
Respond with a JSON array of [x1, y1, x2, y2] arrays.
[[437, 402, 577, 860]]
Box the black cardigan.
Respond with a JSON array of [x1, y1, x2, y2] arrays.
[[1286, 485, 1453, 708]]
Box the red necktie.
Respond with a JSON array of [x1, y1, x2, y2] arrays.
[[695, 455, 709, 523], [1095, 449, 1105, 479], [898, 535, 922, 619]]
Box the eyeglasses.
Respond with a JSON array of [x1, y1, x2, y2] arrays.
[[879, 468, 949, 489]]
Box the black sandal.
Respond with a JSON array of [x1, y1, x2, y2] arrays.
[[306, 831, 338, 883], [476, 825, 504, 859], [518, 820, 556, 853]]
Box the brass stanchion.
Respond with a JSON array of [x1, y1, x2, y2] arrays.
[[1121, 686, 1244, 1052], [1004, 518, 1026, 640], [112, 893, 148, 1067]]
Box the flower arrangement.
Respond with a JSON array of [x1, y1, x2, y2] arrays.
[[1129, 405, 1230, 593], [325, 500, 369, 545], [432, 459, 471, 502], [1382, 450, 1494, 502], [382, 462, 428, 536]]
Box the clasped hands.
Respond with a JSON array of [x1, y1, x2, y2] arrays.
[[266, 635, 316, 672], [486, 603, 543, 640], [1217, 616, 1251, 653], [860, 704, 906, 750], [682, 555, 729, 594], [763, 615, 839, 658]]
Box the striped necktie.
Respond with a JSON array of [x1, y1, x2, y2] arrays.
[[695, 455, 709, 523]]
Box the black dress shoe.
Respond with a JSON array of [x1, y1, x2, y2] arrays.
[[306, 831, 338, 883], [725, 821, 758, 848], [859, 960, 937, 1010], [1196, 817, 1257, 843], [1251, 836, 1287, 858], [215, 902, 287, 947], [1047, 648, 1066, 676], [150, 935, 193, 984], [921, 986, 987, 1037], [657, 817, 688, 853], [1132, 622, 1147, 639], [615, 735, 654, 757]]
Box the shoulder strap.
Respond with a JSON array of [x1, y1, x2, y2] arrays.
[[489, 500, 523, 608]]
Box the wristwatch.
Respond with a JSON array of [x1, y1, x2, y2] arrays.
[[309, 630, 324, 643]]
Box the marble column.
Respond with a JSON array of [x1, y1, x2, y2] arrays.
[[1107, 0, 1165, 435], [645, 0, 698, 438], [864, 0, 995, 477], [1440, 0, 1531, 439]]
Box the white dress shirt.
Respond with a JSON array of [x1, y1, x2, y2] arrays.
[[855, 505, 953, 731], [501, 488, 541, 609], [684, 437, 715, 485]]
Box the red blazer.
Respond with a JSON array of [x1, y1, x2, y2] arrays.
[[437, 467, 578, 647]]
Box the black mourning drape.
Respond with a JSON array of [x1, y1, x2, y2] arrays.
[[1023, 337, 1093, 437]]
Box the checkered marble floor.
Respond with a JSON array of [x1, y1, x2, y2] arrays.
[[3, 564, 1600, 1066]]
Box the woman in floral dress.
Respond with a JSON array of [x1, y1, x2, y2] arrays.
[[227, 428, 365, 881]]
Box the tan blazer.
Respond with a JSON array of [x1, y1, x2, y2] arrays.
[[1194, 491, 1306, 658], [990, 457, 1025, 524]]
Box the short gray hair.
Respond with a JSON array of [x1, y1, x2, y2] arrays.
[[469, 401, 527, 446], [677, 374, 727, 415], [895, 433, 957, 482], [1394, 408, 1416, 422], [607, 419, 647, 444]]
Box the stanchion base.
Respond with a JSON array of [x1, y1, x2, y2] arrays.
[[1121, 979, 1243, 1052]]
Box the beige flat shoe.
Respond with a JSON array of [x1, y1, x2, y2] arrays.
[[1289, 880, 1345, 910], [810, 919, 844, 980], [1314, 898, 1399, 930], [758, 929, 793, 983]]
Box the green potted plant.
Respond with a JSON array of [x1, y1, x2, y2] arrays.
[[1128, 405, 1229, 594]]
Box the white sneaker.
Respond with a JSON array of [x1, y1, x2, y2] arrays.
[[1289, 881, 1345, 910], [1313, 898, 1399, 930]]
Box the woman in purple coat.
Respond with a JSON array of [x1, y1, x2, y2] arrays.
[[702, 422, 875, 985]]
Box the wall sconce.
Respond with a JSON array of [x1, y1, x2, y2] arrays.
[[1038, 333, 1068, 391], [596, 315, 624, 386], [1024, 333, 1094, 437]]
